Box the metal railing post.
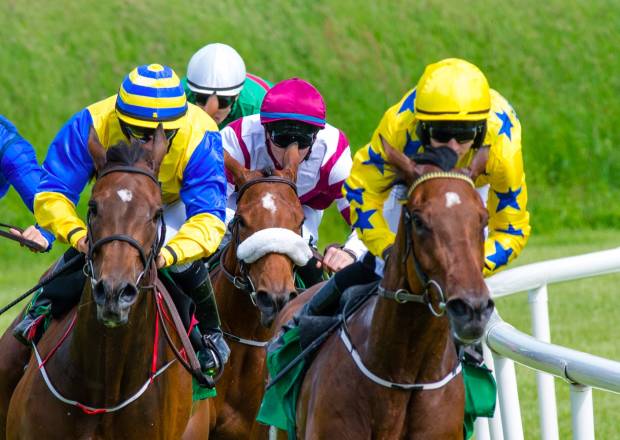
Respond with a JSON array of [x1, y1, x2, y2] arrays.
[[528, 284, 559, 440], [570, 384, 595, 440], [492, 354, 524, 440]]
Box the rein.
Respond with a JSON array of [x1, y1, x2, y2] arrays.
[[0, 222, 46, 251]]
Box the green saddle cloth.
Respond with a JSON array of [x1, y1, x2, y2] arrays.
[[256, 326, 496, 439]]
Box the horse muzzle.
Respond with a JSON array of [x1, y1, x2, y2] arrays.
[[254, 289, 296, 327], [445, 296, 495, 344], [93, 279, 139, 327]]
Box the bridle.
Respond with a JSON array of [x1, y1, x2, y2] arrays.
[[84, 165, 166, 290], [377, 171, 475, 318], [218, 175, 300, 302]]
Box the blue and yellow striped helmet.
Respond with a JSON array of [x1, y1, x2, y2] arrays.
[[116, 64, 188, 129]]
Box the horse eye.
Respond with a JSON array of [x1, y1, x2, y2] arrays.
[[153, 208, 163, 222], [88, 201, 98, 216], [411, 213, 428, 232]]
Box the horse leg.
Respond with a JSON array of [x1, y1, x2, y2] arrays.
[[0, 313, 31, 439], [182, 400, 212, 440]]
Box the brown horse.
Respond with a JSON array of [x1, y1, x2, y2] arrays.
[[274, 145, 494, 439], [185, 148, 308, 440], [5, 127, 193, 439]]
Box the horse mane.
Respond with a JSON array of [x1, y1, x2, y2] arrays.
[[260, 166, 275, 177], [103, 141, 149, 169]]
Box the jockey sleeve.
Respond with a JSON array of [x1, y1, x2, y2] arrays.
[[345, 88, 530, 275], [34, 97, 227, 263], [0, 115, 55, 249]]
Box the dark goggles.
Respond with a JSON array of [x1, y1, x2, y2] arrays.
[[266, 121, 319, 149], [428, 123, 479, 144], [121, 122, 178, 144], [194, 92, 237, 109]]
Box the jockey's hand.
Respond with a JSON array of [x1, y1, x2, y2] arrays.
[[9, 225, 48, 253], [317, 247, 355, 273], [76, 237, 89, 254], [156, 253, 166, 269]]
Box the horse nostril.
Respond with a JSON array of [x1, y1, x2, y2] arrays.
[[93, 280, 107, 305], [118, 283, 139, 305], [255, 290, 275, 311], [446, 298, 472, 320]]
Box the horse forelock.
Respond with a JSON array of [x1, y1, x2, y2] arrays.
[[103, 142, 149, 169]]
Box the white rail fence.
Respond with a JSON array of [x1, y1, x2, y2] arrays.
[[474, 247, 620, 440]]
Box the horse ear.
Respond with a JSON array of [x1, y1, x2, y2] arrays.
[[381, 135, 418, 185], [88, 126, 107, 172], [224, 150, 249, 186], [463, 145, 490, 181], [145, 123, 168, 175], [281, 144, 301, 182]]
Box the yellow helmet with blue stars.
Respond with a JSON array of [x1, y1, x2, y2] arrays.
[[415, 58, 490, 122], [116, 64, 188, 129]]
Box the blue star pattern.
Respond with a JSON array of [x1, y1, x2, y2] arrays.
[[398, 89, 416, 114], [497, 224, 524, 236], [495, 111, 514, 140], [497, 223, 524, 237], [352, 208, 376, 232], [343, 182, 365, 204], [362, 146, 386, 174], [487, 241, 513, 269], [404, 131, 422, 157], [495, 186, 521, 212]]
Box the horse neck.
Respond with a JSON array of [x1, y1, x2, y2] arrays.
[[69, 283, 155, 401], [363, 225, 456, 382], [216, 244, 271, 339]]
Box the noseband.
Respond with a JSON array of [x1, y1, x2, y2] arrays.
[[84, 165, 166, 289], [219, 176, 299, 301], [378, 172, 475, 317]]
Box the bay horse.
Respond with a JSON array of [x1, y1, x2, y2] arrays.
[[274, 144, 494, 439], [5, 127, 194, 439], [184, 148, 310, 440]]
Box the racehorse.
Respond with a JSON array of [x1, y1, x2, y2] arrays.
[[184, 148, 310, 440], [5, 127, 194, 439], [274, 143, 494, 439]]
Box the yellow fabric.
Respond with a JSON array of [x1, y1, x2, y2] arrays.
[[346, 88, 530, 276], [35, 96, 223, 262], [415, 58, 491, 122], [34, 192, 87, 247], [162, 212, 226, 267]]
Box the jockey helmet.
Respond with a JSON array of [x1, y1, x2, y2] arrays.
[[414, 58, 490, 122], [186, 43, 246, 97], [260, 78, 326, 129], [116, 64, 188, 130]]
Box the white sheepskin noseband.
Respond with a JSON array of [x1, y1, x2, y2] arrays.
[[236, 228, 313, 266]]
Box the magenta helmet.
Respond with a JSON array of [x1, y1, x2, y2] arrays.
[[260, 78, 326, 128]]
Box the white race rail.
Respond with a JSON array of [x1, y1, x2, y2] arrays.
[[475, 247, 620, 440]]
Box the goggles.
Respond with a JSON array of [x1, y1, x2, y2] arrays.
[[266, 121, 319, 150], [194, 92, 237, 109], [428, 123, 479, 144], [121, 122, 178, 144]]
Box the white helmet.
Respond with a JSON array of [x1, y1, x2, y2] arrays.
[[186, 43, 246, 97]]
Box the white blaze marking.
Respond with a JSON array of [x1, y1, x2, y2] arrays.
[[262, 193, 277, 214], [117, 189, 133, 203], [445, 192, 461, 208]]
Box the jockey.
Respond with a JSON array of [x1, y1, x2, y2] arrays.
[[182, 43, 272, 128], [291, 58, 530, 319], [0, 115, 54, 251], [221, 78, 366, 283], [14, 64, 230, 379]]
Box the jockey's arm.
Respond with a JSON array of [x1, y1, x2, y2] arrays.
[[345, 92, 416, 259], [1, 123, 55, 250], [34, 110, 95, 249], [159, 131, 227, 267], [480, 107, 531, 276]]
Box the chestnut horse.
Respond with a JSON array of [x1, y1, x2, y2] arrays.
[[5, 127, 194, 439], [274, 146, 494, 439], [185, 148, 309, 440]]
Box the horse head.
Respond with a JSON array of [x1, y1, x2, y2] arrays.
[[86, 125, 166, 327], [383, 141, 494, 343], [225, 146, 309, 326]]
